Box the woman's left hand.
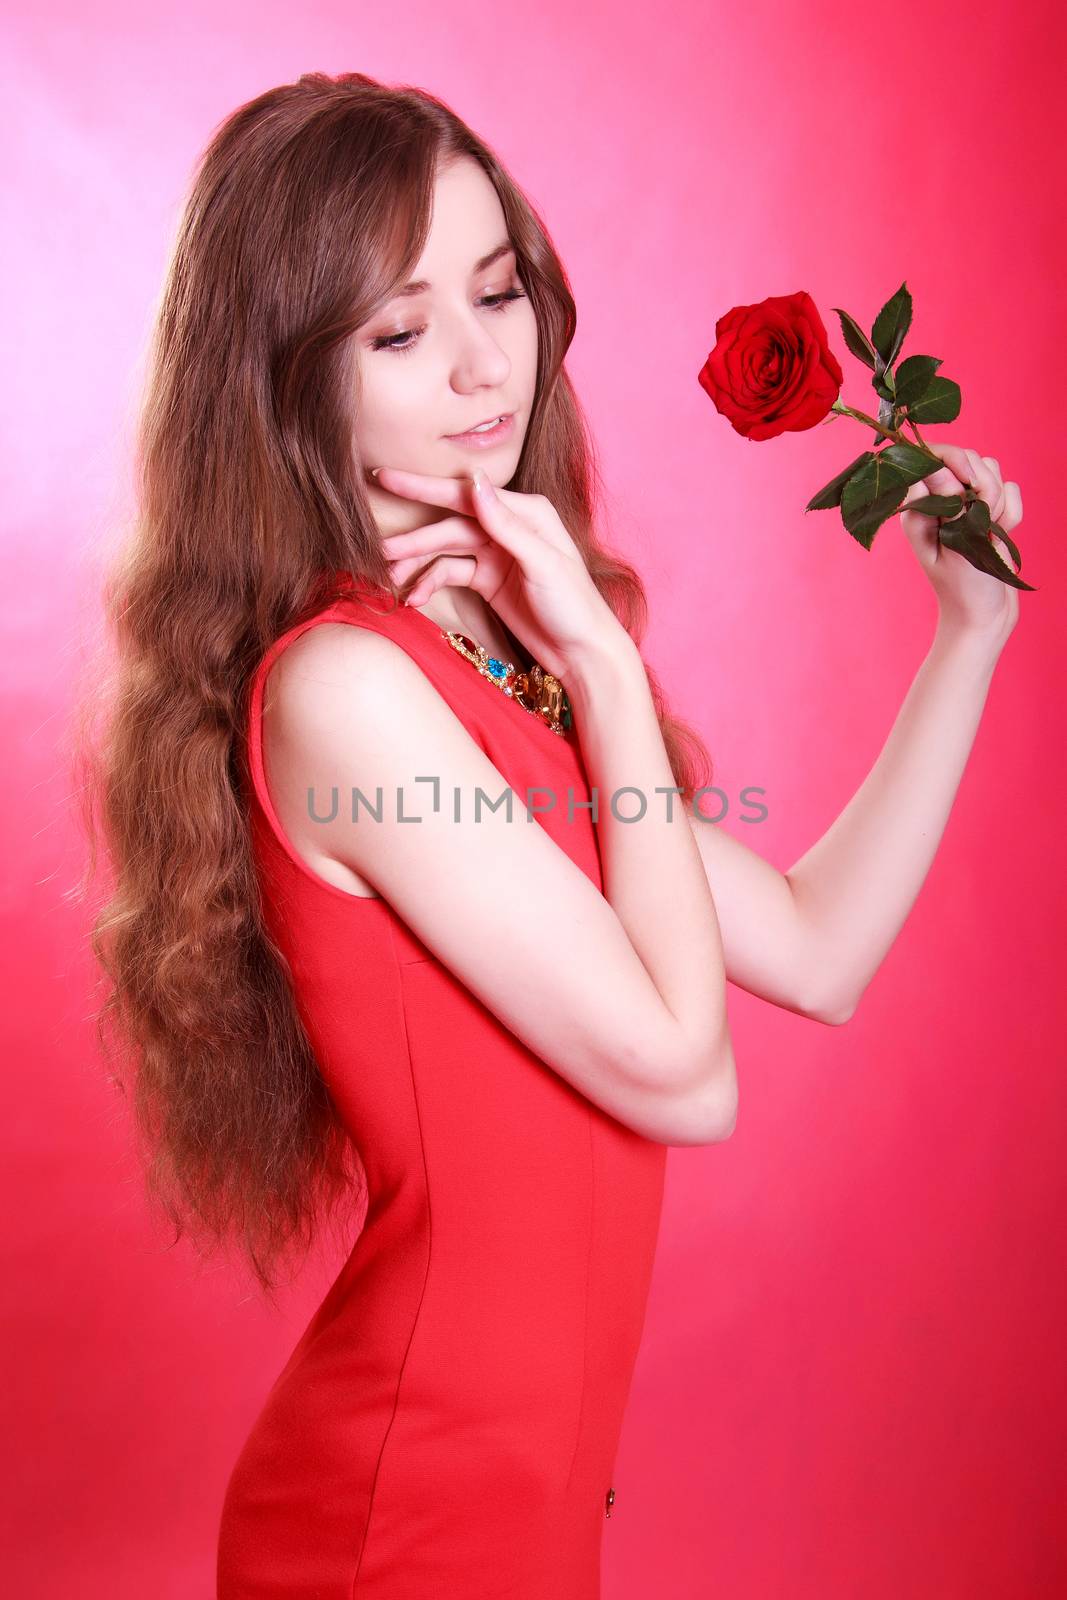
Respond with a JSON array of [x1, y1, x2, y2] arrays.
[[899, 441, 1023, 648]]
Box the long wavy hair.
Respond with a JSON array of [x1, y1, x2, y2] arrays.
[[72, 71, 714, 1303]]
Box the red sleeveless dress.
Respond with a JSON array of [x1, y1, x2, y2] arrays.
[[216, 576, 667, 1599]]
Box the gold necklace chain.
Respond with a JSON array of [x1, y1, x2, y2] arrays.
[[443, 630, 573, 737]]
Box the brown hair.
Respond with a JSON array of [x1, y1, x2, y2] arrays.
[[72, 71, 714, 1303]]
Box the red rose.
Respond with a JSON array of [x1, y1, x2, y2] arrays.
[[698, 290, 844, 442]]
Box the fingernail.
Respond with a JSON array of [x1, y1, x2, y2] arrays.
[[369, 467, 382, 479], [471, 468, 484, 494]]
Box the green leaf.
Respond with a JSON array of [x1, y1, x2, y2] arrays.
[[840, 461, 905, 515], [911, 494, 1025, 576], [832, 308, 879, 371], [838, 441, 936, 547], [877, 441, 940, 483], [904, 493, 965, 518], [907, 376, 961, 424], [894, 354, 942, 407], [938, 502, 1036, 591], [841, 459, 906, 526], [871, 282, 913, 367], [805, 451, 875, 511], [840, 486, 906, 550], [964, 497, 991, 532], [991, 520, 1023, 570]]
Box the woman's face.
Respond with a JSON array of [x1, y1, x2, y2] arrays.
[[353, 157, 538, 533]]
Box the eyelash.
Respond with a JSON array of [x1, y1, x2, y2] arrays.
[[369, 288, 528, 355]]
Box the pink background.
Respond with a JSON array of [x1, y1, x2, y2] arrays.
[[3, 1, 1064, 1594]]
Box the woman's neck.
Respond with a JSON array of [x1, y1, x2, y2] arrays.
[[413, 587, 529, 669]]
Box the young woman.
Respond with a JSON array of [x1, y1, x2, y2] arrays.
[[79, 71, 1021, 1600]]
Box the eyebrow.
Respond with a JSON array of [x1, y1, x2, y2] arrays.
[[393, 241, 515, 298]]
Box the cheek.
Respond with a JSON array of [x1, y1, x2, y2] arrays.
[[510, 308, 540, 397], [354, 364, 434, 448]]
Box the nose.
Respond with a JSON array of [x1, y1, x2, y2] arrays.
[[449, 313, 512, 392]]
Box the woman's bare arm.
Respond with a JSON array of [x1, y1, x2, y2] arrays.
[[264, 620, 737, 1147], [680, 621, 1004, 1025], [781, 620, 1003, 1021]]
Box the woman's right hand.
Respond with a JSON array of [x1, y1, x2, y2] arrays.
[[373, 465, 630, 685]]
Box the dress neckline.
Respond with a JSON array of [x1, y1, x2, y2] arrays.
[[338, 574, 511, 657], [404, 598, 525, 668], [397, 596, 573, 748], [333, 574, 570, 744]]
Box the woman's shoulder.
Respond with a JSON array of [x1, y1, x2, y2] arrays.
[[254, 575, 489, 775], [261, 575, 453, 702], [266, 605, 433, 710], [253, 575, 430, 694], [248, 580, 493, 901]]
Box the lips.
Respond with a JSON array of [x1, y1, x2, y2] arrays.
[[447, 410, 512, 437]]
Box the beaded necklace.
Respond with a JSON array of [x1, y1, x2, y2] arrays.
[[324, 573, 573, 739], [442, 629, 573, 737]]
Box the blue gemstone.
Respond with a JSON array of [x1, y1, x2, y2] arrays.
[[487, 657, 506, 679]]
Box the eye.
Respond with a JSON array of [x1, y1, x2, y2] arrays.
[[369, 287, 528, 356]]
